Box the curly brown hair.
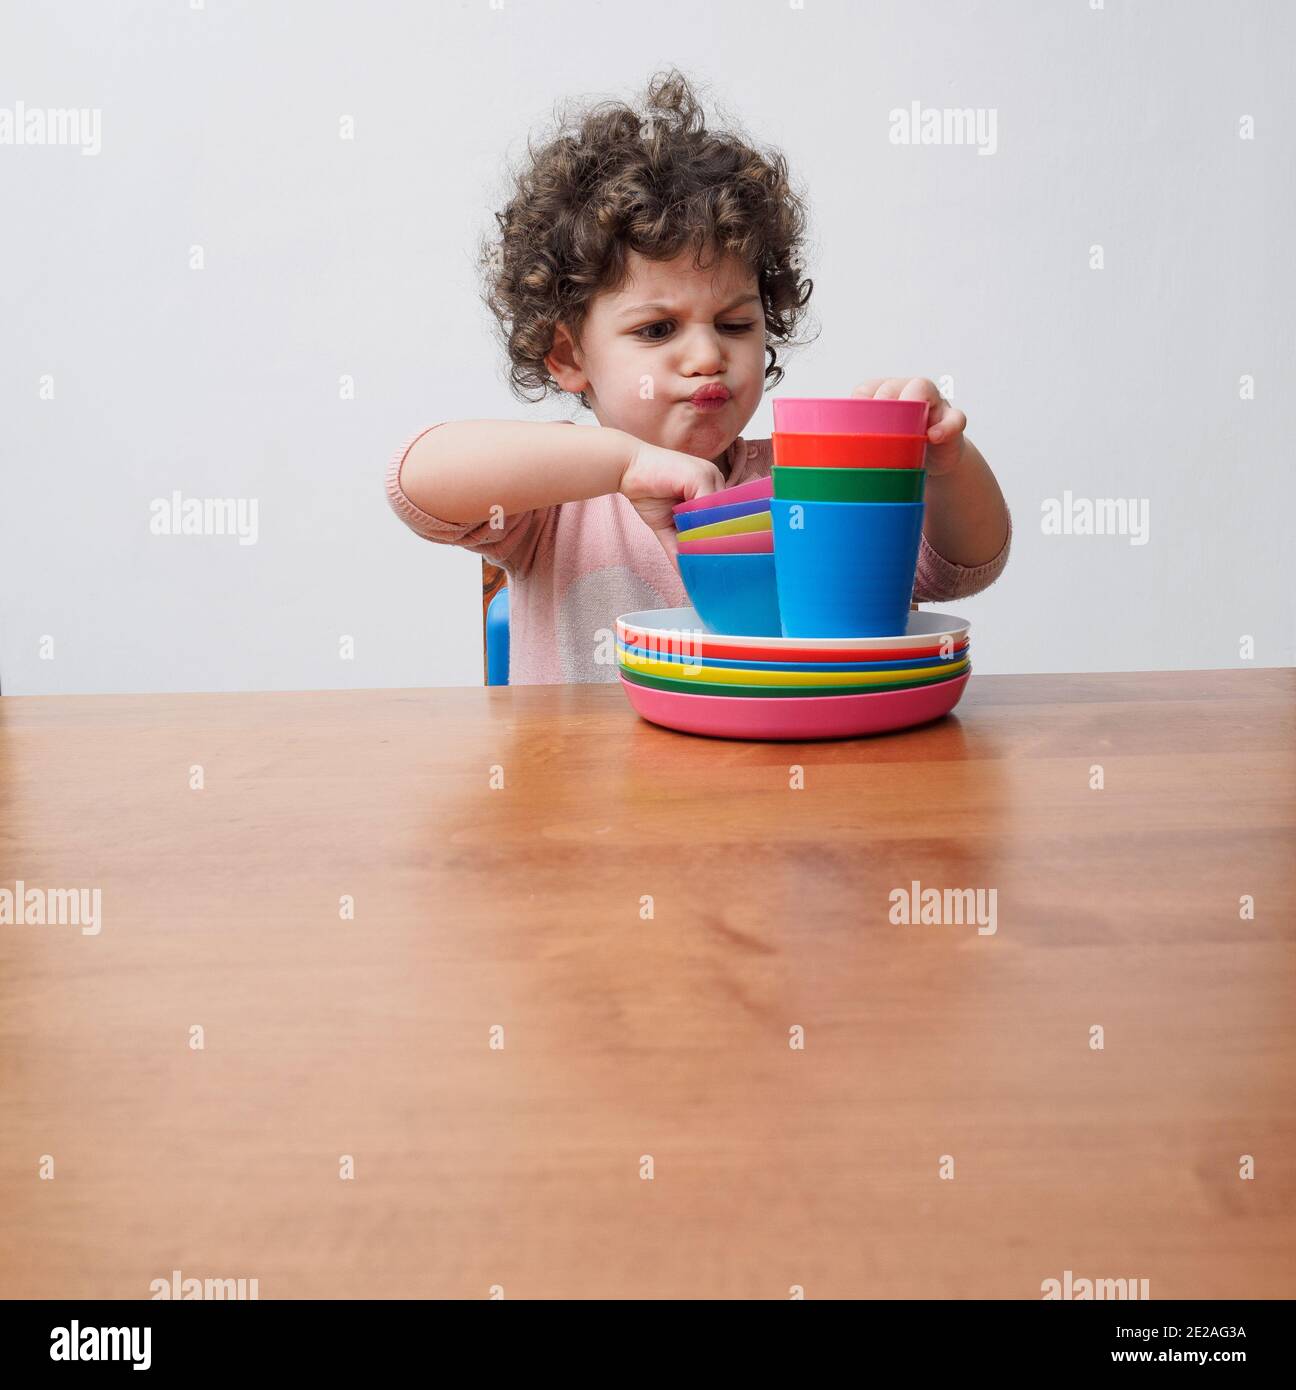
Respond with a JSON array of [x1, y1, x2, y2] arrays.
[[477, 69, 816, 413]]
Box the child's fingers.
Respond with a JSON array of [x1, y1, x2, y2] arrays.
[[929, 404, 967, 443], [656, 526, 680, 565], [853, 378, 959, 440], [898, 377, 944, 405]]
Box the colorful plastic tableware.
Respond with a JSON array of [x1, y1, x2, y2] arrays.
[[676, 531, 775, 556], [770, 499, 925, 638], [619, 664, 969, 700], [618, 648, 969, 688], [617, 670, 971, 741], [674, 497, 771, 531], [616, 638, 968, 674], [772, 397, 931, 435], [772, 465, 926, 503], [676, 553, 782, 637], [616, 607, 971, 657], [675, 512, 772, 543], [618, 633, 969, 666], [772, 433, 928, 470], [673, 474, 773, 516]]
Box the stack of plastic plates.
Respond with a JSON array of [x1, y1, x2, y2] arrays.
[[616, 607, 971, 741]]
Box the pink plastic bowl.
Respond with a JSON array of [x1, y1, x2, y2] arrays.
[[677, 530, 775, 556], [772, 397, 931, 436], [672, 474, 774, 517]]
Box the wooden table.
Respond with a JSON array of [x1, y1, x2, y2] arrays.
[[0, 670, 1292, 1300]]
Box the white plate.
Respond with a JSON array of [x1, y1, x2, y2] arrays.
[[616, 606, 970, 654]]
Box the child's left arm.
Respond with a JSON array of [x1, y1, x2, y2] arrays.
[[852, 377, 1009, 568]]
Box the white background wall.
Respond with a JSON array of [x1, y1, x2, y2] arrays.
[[2, 0, 1292, 695]]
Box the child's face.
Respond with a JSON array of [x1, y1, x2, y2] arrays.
[[547, 248, 766, 465]]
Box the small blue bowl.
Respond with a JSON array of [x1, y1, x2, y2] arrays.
[[677, 553, 783, 637], [675, 497, 771, 532], [770, 499, 925, 638]]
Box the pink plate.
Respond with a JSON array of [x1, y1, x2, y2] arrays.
[[618, 670, 970, 741], [672, 474, 774, 516]]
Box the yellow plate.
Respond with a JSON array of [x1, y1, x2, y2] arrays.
[[676, 512, 773, 542], [617, 650, 971, 688]]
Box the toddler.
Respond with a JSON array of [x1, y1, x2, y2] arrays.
[[386, 70, 1011, 684]]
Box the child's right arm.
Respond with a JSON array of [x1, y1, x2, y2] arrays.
[[398, 419, 637, 523], [395, 420, 727, 563]]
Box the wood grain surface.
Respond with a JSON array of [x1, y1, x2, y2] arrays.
[[0, 669, 1292, 1299]]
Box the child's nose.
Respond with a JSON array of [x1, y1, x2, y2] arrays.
[[677, 330, 726, 375]]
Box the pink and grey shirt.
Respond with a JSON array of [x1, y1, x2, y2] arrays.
[[385, 421, 1012, 685]]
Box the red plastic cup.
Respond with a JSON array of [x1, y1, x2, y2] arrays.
[[772, 432, 928, 469]]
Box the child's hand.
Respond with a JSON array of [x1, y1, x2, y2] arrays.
[[620, 438, 726, 565], [851, 377, 967, 477]]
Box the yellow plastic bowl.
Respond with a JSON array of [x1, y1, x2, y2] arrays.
[[675, 511, 773, 543]]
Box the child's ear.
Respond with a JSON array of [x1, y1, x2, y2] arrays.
[[545, 323, 589, 394]]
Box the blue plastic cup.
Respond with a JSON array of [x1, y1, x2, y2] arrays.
[[677, 552, 783, 637], [770, 499, 925, 638]]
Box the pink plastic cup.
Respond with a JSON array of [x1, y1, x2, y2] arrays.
[[772, 397, 931, 436]]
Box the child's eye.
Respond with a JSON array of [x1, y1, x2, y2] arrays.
[[633, 320, 756, 341]]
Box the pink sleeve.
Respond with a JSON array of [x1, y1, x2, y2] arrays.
[[384, 422, 555, 575], [913, 507, 1013, 604]]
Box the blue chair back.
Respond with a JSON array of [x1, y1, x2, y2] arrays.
[[486, 585, 510, 685]]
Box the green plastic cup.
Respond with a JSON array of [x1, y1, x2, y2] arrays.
[[771, 465, 926, 503]]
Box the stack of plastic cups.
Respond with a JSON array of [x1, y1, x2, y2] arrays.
[[769, 398, 930, 638]]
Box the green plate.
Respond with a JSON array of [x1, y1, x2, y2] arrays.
[[618, 662, 969, 699], [772, 465, 926, 503]]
